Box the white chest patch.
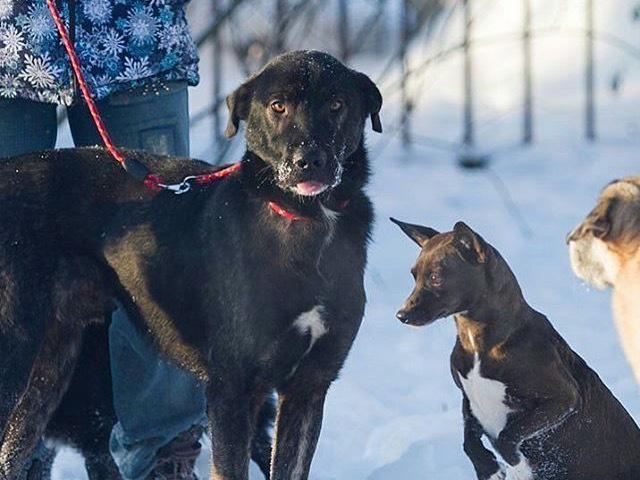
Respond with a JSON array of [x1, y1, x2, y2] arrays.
[[293, 305, 327, 348], [458, 354, 513, 439]]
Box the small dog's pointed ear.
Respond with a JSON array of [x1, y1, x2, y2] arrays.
[[224, 82, 253, 138], [390, 217, 439, 247], [355, 71, 383, 133], [453, 221, 486, 264]]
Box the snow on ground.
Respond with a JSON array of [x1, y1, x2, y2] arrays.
[[52, 0, 640, 478]]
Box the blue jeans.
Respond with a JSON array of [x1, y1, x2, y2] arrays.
[[0, 82, 207, 480]]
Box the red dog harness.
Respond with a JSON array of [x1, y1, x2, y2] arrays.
[[47, 0, 309, 221]]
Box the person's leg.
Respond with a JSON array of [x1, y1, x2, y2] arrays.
[[68, 81, 206, 480], [68, 81, 189, 156], [0, 98, 57, 157], [107, 308, 207, 480]]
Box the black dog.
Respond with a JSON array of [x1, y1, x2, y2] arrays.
[[392, 219, 640, 480], [0, 50, 381, 480]]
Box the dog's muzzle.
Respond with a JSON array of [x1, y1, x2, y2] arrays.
[[566, 224, 585, 244], [283, 148, 343, 197]]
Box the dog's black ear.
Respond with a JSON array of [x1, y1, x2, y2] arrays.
[[355, 72, 383, 133], [453, 221, 486, 264], [224, 82, 253, 138], [390, 217, 439, 247]]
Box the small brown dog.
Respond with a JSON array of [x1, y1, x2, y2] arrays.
[[568, 176, 640, 385], [394, 218, 640, 480]]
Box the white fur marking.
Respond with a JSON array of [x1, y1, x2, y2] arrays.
[[294, 305, 327, 347], [320, 204, 340, 222], [458, 354, 513, 439], [291, 411, 312, 479]]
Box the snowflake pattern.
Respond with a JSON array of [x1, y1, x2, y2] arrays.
[[116, 55, 151, 80], [0, 72, 19, 97], [16, 3, 56, 45], [123, 4, 158, 46], [0, 0, 12, 21], [83, 0, 112, 25], [0, 0, 199, 105], [18, 52, 61, 89], [0, 23, 25, 68], [100, 27, 125, 58], [158, 23, 183, 51]]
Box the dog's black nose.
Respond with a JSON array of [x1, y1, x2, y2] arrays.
[[396, 310, 408, 323], [296, 152, 326, 170]]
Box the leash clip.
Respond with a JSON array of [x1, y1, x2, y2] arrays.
[[159, 176, 197, 195]]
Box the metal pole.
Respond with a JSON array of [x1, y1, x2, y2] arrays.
[[463, 0, 474, 147], [274, 0, 287, 54], [523, 0, 533, 144], [212, 0, 223, 157], [338, 0, 349, 61], [400, 0, 411, 147], [585, 0, 596, 140]]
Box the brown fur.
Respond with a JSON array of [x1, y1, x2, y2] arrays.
[[568, 176, 640, 384]]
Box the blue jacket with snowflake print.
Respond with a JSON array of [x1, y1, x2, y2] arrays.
[[0, 0, 199, 105]]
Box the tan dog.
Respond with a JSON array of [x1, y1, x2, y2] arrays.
[[568, 176, 640, 384]]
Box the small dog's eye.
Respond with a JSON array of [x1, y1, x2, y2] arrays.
[[329, 99, 343, 112], [270, 100, 286, 114], [429, 272, 443, 287]]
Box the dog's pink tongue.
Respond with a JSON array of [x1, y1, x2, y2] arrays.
[[295, 181, 326, 196]]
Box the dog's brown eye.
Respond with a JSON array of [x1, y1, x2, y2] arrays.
[[270, 100, 286, 114], [429, 272, 443, 287], [329, 99, 343, 112]]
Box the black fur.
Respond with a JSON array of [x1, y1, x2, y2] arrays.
[[0, 50, 380, 480]]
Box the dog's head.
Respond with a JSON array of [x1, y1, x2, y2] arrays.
[[392, 219, 490, 326], [567, 177, 640, 289], [225, 50, 382, 197]]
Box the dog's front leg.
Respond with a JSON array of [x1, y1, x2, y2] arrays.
[[495, 363, 580, 466], [269, 380, 329, 480], [207, 384, 254, 480], [462, 395, 504, 480]]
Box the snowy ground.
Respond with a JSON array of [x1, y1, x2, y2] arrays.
[[51, 0, 640, 478]]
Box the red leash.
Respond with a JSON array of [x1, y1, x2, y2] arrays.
[[47, 0, 307, 220]]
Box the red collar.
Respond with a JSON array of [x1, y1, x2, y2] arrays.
[[267, 199, 350, 222], [268, 201, 306, 221]]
